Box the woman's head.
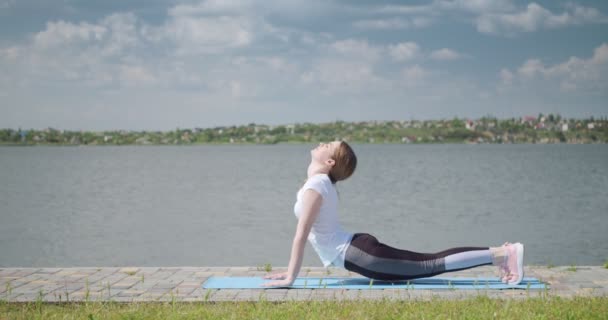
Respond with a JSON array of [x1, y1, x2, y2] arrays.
[[311, 140, 357, 184]]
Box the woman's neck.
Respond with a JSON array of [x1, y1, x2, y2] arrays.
[[307, 162, 330, 178]]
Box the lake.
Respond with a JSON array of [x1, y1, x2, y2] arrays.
[[0, 144, 606, 268]]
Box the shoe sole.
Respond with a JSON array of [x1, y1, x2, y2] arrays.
[[508, 243, 524, 285]]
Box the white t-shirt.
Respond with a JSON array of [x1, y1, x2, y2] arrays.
[[293, 173, 353, 268]]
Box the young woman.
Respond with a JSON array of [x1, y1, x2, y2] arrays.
[[262, 141, 524, 287]]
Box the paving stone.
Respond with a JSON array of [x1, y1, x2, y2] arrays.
[[284, 289, 313, 301], [0, 266, 606, 302], [147, 271, 175, 281], [180, 297, 208, 302], [111, 280, 141, 290], [128, 283, 159, 291], [177, 280, 202, 287], [205, 267, 231, 272], [145, 287, 172, 295], [34, 268, 63, 274], [132, 294, 163, 302], [12, 294, 40, 302], [0, 269, 18, 276], [172, 286, 198, 296], [2, 292, 23, 301], [116, 289, 146, 297], [152, 281, 182, 289], [194, 271, 231, 277], [258, 289, 288, 302], [233, 290, 271, 301], [194, 288, 217, 301], [211, 289, 238, 301], [138, 267, 161, 274], [12, 284, 45, 294]]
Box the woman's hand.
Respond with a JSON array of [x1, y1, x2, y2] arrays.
[[263, 272, 289, 280], [261, 277, 295, 288], [260, 272, 294, 287], [260, 189, 322, 288]]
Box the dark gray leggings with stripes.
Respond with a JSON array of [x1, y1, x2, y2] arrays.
[[344, 233, 494, 281]]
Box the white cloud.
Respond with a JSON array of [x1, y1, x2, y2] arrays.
[[0, 46, 19, 60], [0, 0, 15, 9], [476, 2, 608, 35], [502, 43, 608, 91], [144, 16, 253, 55], [30, 13, 139, 57], [388, 42, 420, 62], [412, 17, 433, 28], [430, 48, 461, 61], [119, 65, 157, 87], [257, 56, 298, 73], [375, 4, 433, 15], [401, 65, 429, 87], [353, 17, 432, 30], [517, 58, 544, 78], [230, 80, 241, 98], [373, 1, 606, 36], [435, 0, 515, 14], [499, 68, 514, 85], [99, 13, 139, 57], [330, 39, 381, 61], [300, 59, 387, 95], [354, 18, 409, 30], [1, 13, 157, 88], [33, 20, 106, 49], [377, 0, 515, 15], [2, 0, 606, 130], [591, 43, 608, 64], [143, 1, 300, 56], [169, 0, 254, 16]]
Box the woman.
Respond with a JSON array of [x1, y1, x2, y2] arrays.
[[262, 141, 524, 287]]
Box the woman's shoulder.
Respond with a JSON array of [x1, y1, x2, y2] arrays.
[[306, 173, 332, 186], [302, 174, 332, 196]]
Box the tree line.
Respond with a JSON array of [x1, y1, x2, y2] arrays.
[[1, 115, 606, 145]]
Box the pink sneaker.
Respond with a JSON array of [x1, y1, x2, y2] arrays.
[[497, 242, 511, 284], [503, 242, 525, 285]]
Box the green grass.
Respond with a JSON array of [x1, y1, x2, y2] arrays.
[[604, 260, 608, 269], [256, 263, 272, 272], [1, 296, 607, 320]]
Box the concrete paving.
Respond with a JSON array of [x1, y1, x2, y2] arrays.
[[0, 266, 606, 302]]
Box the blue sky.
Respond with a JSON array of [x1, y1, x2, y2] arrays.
[[1, 0, 607, 130]]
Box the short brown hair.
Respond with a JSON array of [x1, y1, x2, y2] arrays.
[[328, 141, 357, 184]]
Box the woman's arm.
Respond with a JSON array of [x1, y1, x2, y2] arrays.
[[262, 189, 322, 287]]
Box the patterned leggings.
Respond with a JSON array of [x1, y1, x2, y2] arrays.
[[344, 233, 493, 281]]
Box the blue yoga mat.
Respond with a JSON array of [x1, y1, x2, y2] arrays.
[[202, 277, 546, 290]]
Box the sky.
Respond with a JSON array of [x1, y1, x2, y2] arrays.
[[1, 0, 607, 131]]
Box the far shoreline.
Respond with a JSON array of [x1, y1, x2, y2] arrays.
[[1, 141, 607, 147]]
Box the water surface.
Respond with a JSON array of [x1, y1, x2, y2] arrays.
[[0, 144, 606, 267]]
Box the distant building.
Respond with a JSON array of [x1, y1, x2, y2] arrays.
[[522, 116, 536, 125], [561, 123, 569, 132], [465, 120, 475, 131], [587, 123, 595, 129]]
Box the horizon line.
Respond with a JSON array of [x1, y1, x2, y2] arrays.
[[3, 114, 607, 132]]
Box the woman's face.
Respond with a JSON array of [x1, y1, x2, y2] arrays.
[[311, 140, 341, 166]]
